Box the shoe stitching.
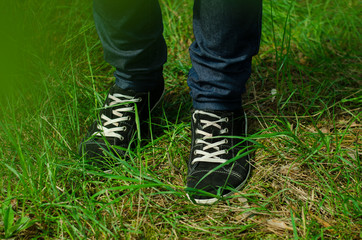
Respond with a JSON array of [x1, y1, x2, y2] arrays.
[[190, 169, 243, 179]]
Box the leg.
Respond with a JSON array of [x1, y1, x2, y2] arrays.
[[188, 0, 262, 111], [80, 0, 166, 162], [93, 0, 167, 91], [187, 0, 262, 204]]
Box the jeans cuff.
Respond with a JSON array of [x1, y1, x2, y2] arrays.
[[114, 69, 164, 92], [192, 99, 242, 111]]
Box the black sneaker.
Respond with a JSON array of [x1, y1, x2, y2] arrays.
[[186, 109, 251, 204], [79, 84, 164, 163]]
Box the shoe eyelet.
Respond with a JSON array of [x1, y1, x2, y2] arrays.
[[127, 116, 131, 120], [194, 150, 197, 155], [224, 139, 228, 144], [224, 128, 229, 133], [123, 126, 127, 131], [225, 117, 229, 122], [138, 97, 142, 102]]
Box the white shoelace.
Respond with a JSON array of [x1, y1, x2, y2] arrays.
[[94, 93, 141, 141], [192, 110, 229, 164]]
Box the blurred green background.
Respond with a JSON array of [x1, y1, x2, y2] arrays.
[[0, 2, 45, 104]]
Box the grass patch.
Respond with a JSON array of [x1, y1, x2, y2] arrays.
[[0, 0, 361, 238]]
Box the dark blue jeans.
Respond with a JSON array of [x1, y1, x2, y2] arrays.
[[93, 0, 262, 111]]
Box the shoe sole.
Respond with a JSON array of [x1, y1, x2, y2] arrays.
[[187, 111, 250, 205]]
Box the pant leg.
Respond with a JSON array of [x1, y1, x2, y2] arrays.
[[188, 0, 262, 111], [93, 0, 167, 92]]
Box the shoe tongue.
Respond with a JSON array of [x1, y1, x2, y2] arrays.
[[106, 85, 137, 108], [109, 84, 146, 96], [198, 112, 226, 139]]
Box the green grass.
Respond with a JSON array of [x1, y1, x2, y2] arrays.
[[0, 0, 361, 239]]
